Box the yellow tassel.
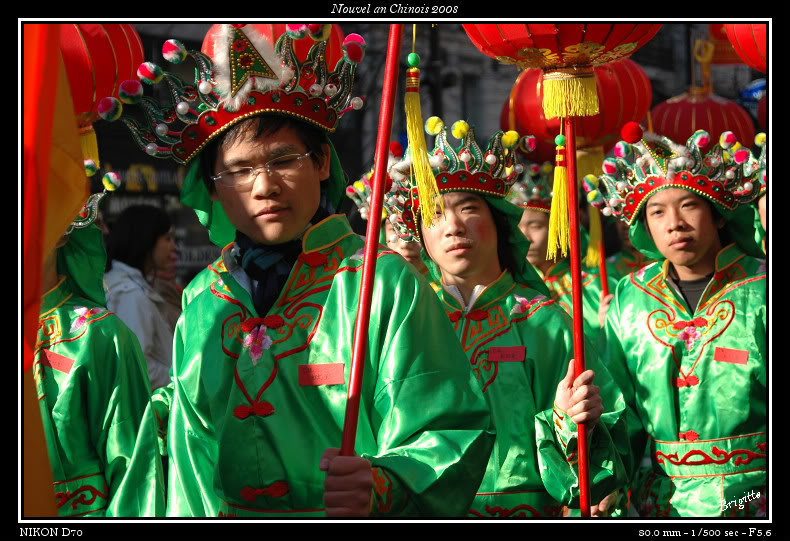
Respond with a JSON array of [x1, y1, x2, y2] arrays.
[[576, 146, 605, 267], [547, 144, 569, 261], [79, 125, 100, 168], [542, 67, 599, 120], [405, 67, 442, 227], [584, 205, 603, 268]]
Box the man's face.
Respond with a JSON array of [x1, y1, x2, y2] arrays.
[[383, 219, 424, 269], [420, 192, 499, 280], [644, 188, 723, 268], [518, 208, 550, 267], [211, 123, 330, 245]]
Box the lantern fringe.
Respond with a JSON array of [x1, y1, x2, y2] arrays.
[[79, 126, 100, 168], [547, 144, 569, 261], [405, 67, 442, 227], [542, 72, 599, 120]]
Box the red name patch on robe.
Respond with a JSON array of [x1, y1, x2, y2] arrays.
[[713, 347, 749, 365], [41, 349, 75, 374], [489, 346, 526, 363], [298, 363, 345, 386]]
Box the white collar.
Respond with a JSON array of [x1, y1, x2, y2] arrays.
[[444, 283, 489, 313]]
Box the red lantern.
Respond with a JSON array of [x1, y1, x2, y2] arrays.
[[464, 24, 661, 119], [708, 24, 744, 65], [202, 24, 346, 73], [59, 24, 144, 165], [501, 59, 652, 165], [757, 94, 766, 131], [652, 87, 755, 148], [723, 24, 766, 73]]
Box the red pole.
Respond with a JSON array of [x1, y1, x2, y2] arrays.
[[564, 117, 591, 516], [340, 24, 404, 456]]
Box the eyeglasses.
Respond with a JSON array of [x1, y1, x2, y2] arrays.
[[211, 151, 314, 190]]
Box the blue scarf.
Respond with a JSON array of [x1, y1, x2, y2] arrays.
[[235, 204, 331, 317]]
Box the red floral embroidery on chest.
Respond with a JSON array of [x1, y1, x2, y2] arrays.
[[646, 299, 736, 387]]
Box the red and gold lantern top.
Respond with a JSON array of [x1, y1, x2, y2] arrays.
[[464, 24, 660, 119], [708, 24, 744, 65], [723, 24, 766, 73], [501, 59, 652, 159]]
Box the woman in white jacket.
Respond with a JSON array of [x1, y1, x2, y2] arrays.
[[104, 205, 179, 390]]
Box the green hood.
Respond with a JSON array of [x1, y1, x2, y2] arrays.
[[57, 224, 107, 307]]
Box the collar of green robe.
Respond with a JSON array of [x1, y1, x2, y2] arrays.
[[592, 123, 766, 260]]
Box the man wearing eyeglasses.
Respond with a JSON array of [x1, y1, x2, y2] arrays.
[[144, 24, 496, 518]]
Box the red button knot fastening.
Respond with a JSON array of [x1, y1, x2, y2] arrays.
[[466, 309, 489, 321], [678, 430, 699, 441], [298, 251, 328, 267], [233, 401, 274, 419], [672, 317, 707, 330], [674, 374, 700, 387], [240, 481, 289, 502], [241, 317, 266, 333], [448, 311, 462, 323], [263, 314, 285, 328]]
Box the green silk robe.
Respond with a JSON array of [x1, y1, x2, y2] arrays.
[[167, 215, 495, 517], [151, 253, 230, 457], [434, 271, 628, 517], [602, 244, 767, 517], [34, 278, 165, 517]]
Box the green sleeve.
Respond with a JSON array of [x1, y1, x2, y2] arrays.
[[152, 383, 173, 457], [165, 315, 220, 517], [534, 329, 628, 508], [361, 265, 495, 517], [93, 321, 166, 517], [600, 279, 648, 484]]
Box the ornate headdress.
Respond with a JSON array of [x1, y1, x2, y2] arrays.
[[64, 172, 122, 235], [345, 142, 404, 222], [99, 24, 365, 164], [98, 24, 366, 247], [506, 160, 555, 214], [590, 122, 766, 258], [384, 116, 532, 242]]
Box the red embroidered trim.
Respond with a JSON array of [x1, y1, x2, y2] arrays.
[[678, 430, 699, 442], [240, 481, 289, 502], [372, 467, 393, 514], [55, 484, 109, 510], [217, 511, 237, 517], [656, 445, 767, 467], [476, 504, 542, 518], [448, 311, 462, 323], [756, 442, 766, 452], [34, 312, 114, 357]]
